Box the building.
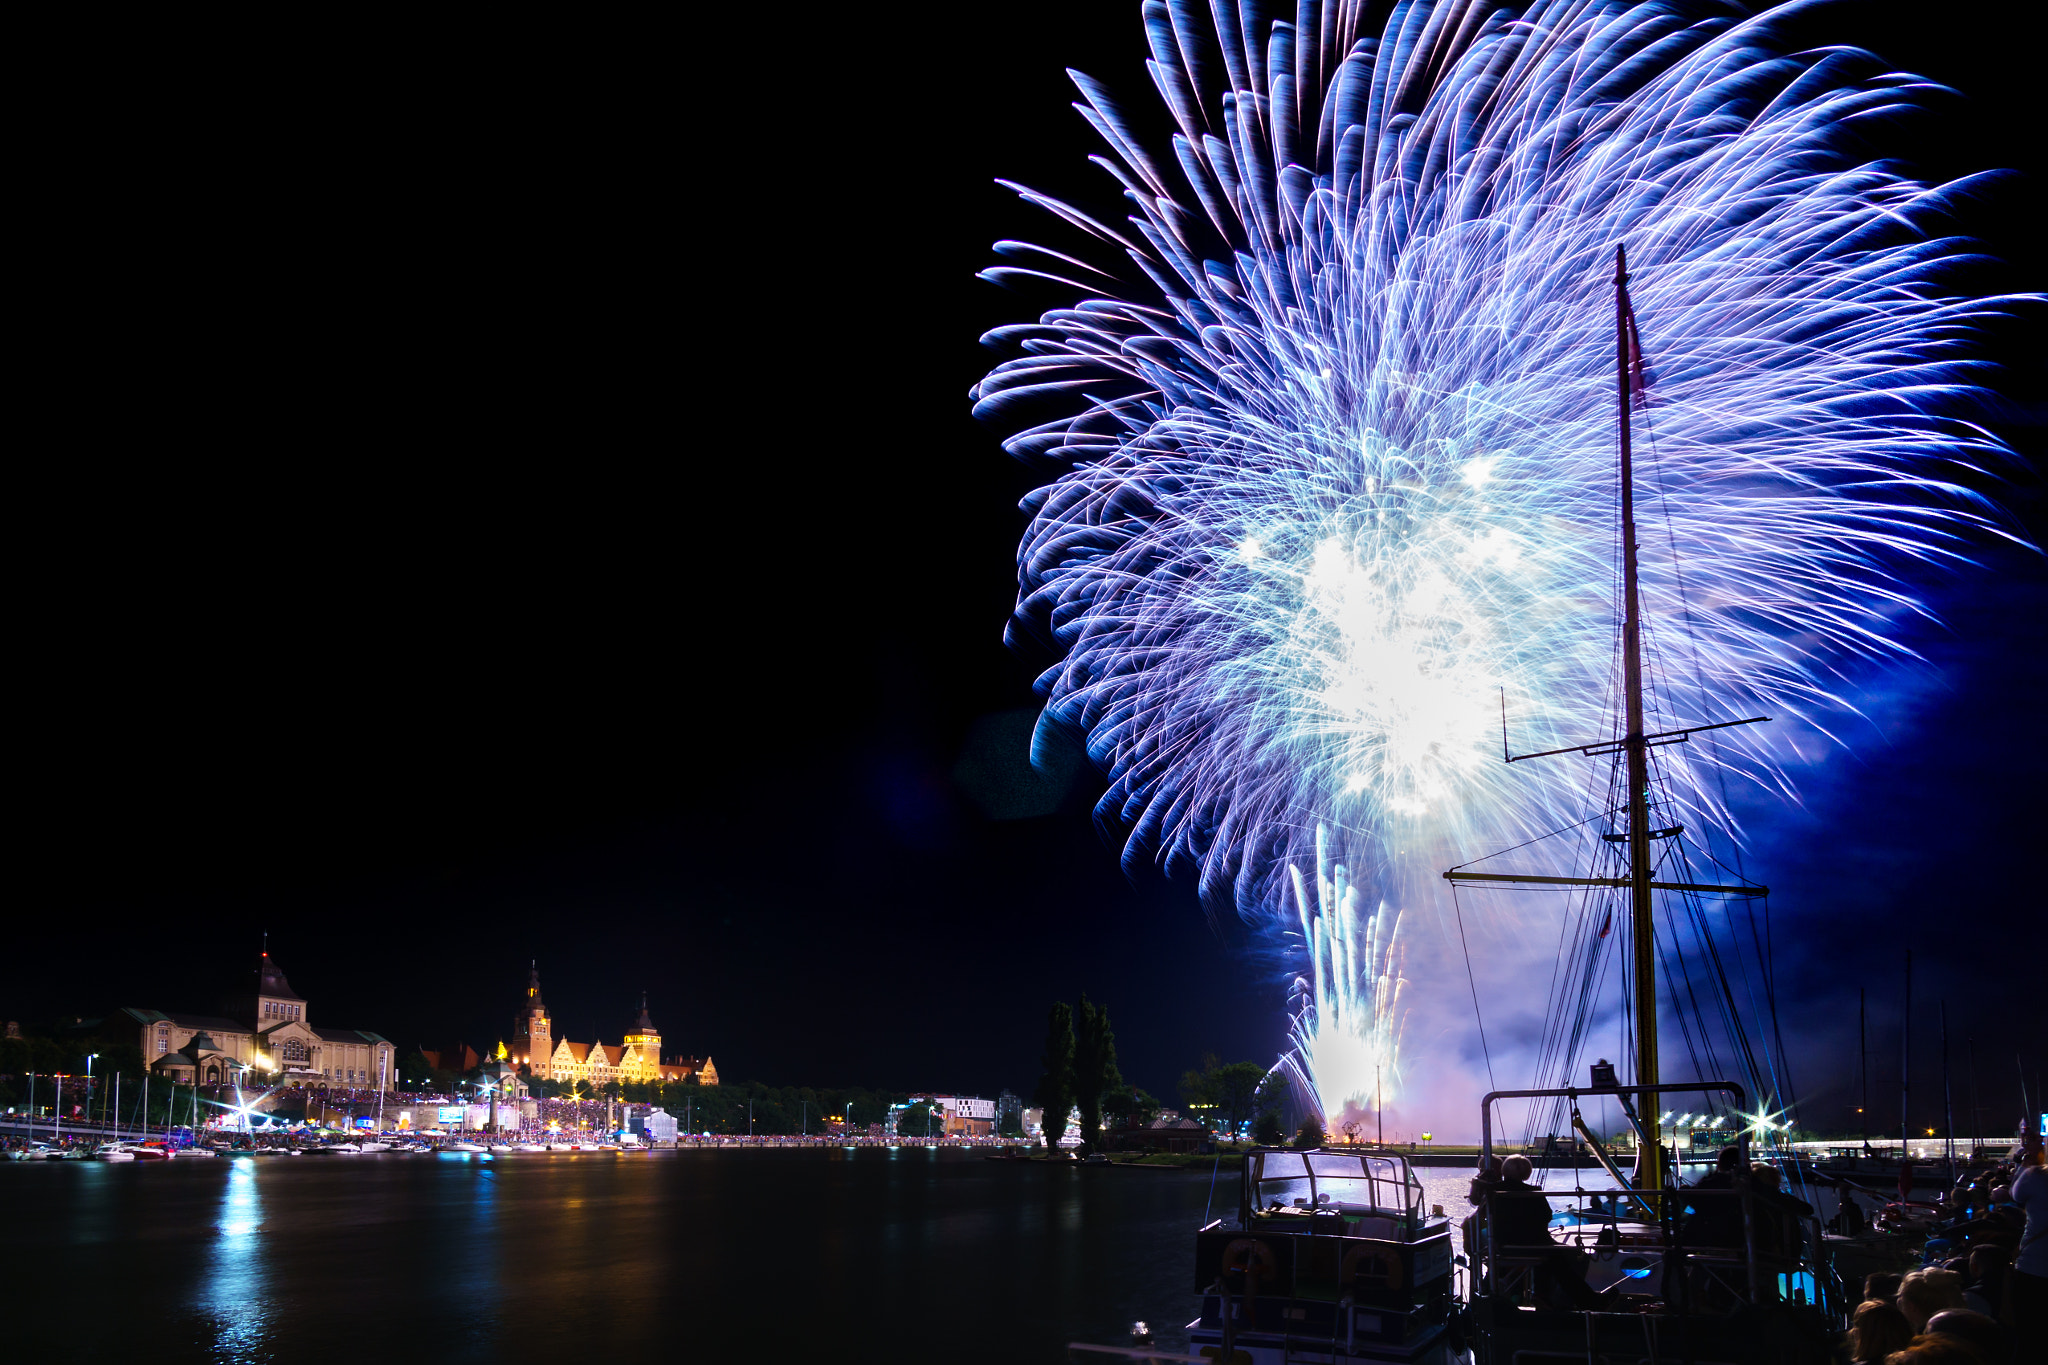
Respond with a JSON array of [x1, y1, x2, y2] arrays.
[[126, 951, 394, 1089], [996, 1088, 1023, 1131], [506, 965, 718, 1089], [912, 1094, 998, 1138]]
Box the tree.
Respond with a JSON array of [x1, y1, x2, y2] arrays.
[[997, 1106, 1026, 1138], [1102, 1085, 1160, 1132], [1254, 1110, 1287, 1146], [1181, 1057, 1279, 1139], [1073, 994, 1123, 1152], [1033, 1001, 1075, 1154], [399, 1052, 436, 1089], [1294, 1115, 1327, 1149], [897, 1100, 940, 1138]]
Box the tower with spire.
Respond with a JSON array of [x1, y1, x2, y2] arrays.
[[512, 961, 552, 1073], [622, 991, 662, 1076]]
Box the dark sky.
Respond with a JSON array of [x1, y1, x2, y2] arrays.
[[12, 3, 2042, 1133]]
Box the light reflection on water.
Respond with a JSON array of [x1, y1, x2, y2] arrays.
[[204, 1158, 268, 1363], [2, 1150, 1229, 1363]]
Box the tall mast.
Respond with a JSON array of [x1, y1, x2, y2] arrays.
[[1901, 949, 1912, 1155], [1616, 244, 1660, 1194], [1860, 988, 1869, 1145]]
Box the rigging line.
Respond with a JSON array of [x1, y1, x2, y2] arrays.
[[1451, 883, 1498, 1097], [1444, 804, 1623, 870], [1656, 901, 1715, 1091]]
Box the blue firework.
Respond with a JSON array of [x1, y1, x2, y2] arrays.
[[972, 0, 2023, 1120]]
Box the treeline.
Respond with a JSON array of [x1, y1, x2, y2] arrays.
[[616, 1082, 936, 1136], [1032, 994, 1162, 1152]]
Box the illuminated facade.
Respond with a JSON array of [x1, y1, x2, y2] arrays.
[[507, 966, 717, 1089], [127, 951, 394, 1088]]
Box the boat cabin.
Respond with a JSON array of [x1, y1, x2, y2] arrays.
[[1190, 1147, 1455, 1364]]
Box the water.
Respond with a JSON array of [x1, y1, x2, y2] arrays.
[[6, 1151, 1743, 1363], [2, 1149, 1223, 1363]]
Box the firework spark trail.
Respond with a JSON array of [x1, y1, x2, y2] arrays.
[[972, 0, 2024, 1124]]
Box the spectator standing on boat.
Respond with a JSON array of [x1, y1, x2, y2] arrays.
[[2008, 1134, 2046, 1355], [1835, 1188, 1867, 1236], [1845, 1300, 1913, 1363], [1682, 1147, 1749, 1249], [1488, 1155, 1555, 1253]]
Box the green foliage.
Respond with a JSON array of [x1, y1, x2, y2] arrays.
[[1293, 1115, 1327, 1149], [997, 1106, 1026, 1138], [1254, 1110, 1288, 1146], [1072, 994, 1123, 1152], [1033, 1001, 1076, 1154], [643, 1082, 905, 1137], [1102, 1084, 1160, 1131], [399, 1051, 437, 1088], [896, 1100, 940, 1137], [1181, 1056, 1284, 1139]]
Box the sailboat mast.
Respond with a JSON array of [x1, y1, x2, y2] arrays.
[[1616, 244, 1661, 1194]]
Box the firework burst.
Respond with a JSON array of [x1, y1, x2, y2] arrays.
[[973, 0, 2021, 1122]]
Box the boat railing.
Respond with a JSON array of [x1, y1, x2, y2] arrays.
[[1474, 1181, 1835, 1317]]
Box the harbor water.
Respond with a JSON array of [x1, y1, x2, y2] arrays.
[[2, 1145, 1713, 1363]]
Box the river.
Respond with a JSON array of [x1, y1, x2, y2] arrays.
[[2, 1147, 1613, 1363]]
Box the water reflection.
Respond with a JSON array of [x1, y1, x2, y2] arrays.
[[203, 1158, 268, 1362]]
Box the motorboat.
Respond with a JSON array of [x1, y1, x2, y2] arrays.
[[441, 1141, 488, 1153], [1186, 1146, 1455, 1364], [171, 1146, 217, 1158], [93, 1145, 138, 1161]]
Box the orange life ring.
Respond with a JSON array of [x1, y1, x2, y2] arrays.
[[1219, 1237, 1280, 1296], [1342, 1245, 1404, 1291]]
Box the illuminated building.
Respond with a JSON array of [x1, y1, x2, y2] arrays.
[[910, 1094, 997, 1138], [506, 965, 717, 1088], [126, 950, 394, 1088]]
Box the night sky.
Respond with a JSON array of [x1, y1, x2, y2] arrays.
[[12, 2, 2042, 1137]]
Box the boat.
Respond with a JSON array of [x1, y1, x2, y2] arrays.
[[355, 1140, 391, 1153], [515, 1142, 548, 1153], [441, 1141, 488, 1153], [170, 1145, 217, 1159], [1437, 248, 1844, 1363], [92, 1146, 137, 1162], [1185, 1146, 1455, 1363]]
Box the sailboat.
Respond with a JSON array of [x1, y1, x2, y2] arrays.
[[1439, 246, 1843, 1363]]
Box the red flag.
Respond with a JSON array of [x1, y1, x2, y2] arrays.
[[1623, 295, 1655, 409]]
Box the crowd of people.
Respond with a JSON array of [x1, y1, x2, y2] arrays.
[[1843, 1137, 2044, 1363], [1463, 1133, 2045, 1362]]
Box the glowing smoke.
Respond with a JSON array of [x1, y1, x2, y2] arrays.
[[972, 0, 2022, 1126]]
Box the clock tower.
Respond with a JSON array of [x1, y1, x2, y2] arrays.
[[513, 962, 552, 1074]]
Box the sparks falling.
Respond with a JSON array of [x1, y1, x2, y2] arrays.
[[972, 0, 2022, 1123]]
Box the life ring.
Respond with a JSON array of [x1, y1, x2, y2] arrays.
[[1342, 1246, 1404, 1291], [1219, 1238, 1280, 1296]]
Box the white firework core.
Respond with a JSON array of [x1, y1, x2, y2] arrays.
[[973, 0, 2023, 1124]]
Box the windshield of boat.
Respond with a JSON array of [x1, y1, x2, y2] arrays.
[[1251, 1150, 1420, 1215]]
